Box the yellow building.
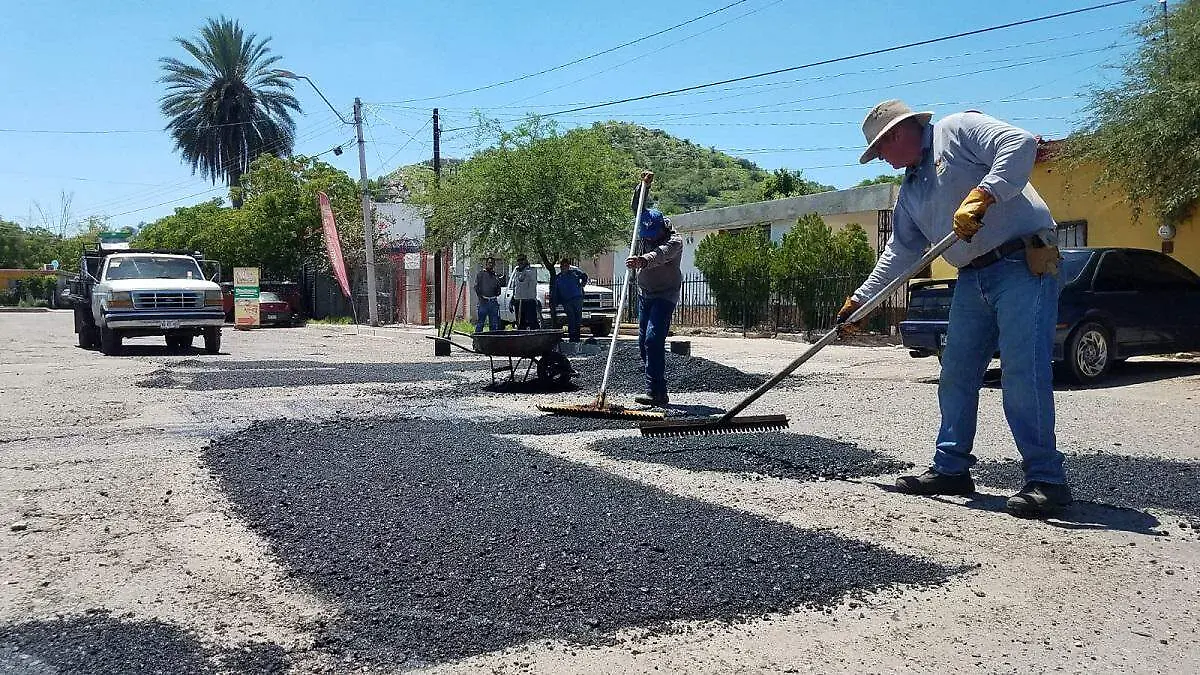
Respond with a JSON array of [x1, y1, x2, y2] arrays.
[[932, 140, 1200, 278]]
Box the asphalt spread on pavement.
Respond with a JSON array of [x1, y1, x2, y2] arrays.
[[205, 416, 956, 666]]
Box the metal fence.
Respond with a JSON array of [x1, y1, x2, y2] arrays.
[[596, 272, 906, 336]]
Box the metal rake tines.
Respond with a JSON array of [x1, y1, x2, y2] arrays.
[[535, 402, 666, 420], [638, 415, 790, 437]]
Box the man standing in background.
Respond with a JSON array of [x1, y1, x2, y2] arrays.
[[473, 256, 502, 333], [511, 254, 540, 330], [552, 257, 588, 342]]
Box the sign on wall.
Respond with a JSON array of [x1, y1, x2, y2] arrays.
[[233, 266, 260, 329]]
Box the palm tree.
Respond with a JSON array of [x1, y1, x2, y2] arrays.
[[159, 16, 301, 207]]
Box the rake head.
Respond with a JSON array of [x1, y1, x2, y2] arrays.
[[536, 401, 666, 421], [639, 414, 789, 437]]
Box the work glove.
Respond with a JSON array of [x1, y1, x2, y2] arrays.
[[625, 256, 648, 270], [835, 296, 864, 336], [952, 187, 995, 243]]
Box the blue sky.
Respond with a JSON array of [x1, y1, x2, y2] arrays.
[[1, 0, 1150, 231]]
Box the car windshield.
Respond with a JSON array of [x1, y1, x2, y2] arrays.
[[104, 256, 203, 281], [1059, 250, 1091, 284], [259, 292, 284, 303], [535, 266, 550, 284]]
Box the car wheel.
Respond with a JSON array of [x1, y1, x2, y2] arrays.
[[1066, 321, 1112, 385], [203, 327, 221, 355], [99, 325, 122, 356]]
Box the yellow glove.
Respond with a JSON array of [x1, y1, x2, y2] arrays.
[[835, 296, 864, 336], [953, 188, 995, 242]]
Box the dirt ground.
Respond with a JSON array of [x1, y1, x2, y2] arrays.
[[1, 310, 1198, 674]]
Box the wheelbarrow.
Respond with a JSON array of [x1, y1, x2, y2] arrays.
[[469, 329, 573, 386]]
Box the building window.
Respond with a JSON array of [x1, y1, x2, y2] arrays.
[[1057, 219, 1088, 247]]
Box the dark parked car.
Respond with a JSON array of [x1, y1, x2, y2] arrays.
[[899, 247, 1200, 384], [257, 291, 295, 326]]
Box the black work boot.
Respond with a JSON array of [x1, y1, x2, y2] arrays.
[[895, 469, 975, 496], [1006, 481, 1072, 518], [634, 393, 669, 407]]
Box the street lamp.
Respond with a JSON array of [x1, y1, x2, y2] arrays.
[[275, 69, 379, 326]]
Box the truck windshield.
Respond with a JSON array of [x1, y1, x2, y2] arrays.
[[105, 256, 203, 281]]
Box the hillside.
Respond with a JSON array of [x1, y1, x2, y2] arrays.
[[382, 122, 835, 216], [590, 121, 833, 215]]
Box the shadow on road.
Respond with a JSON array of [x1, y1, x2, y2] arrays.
[[0, 610, 287, 674], [915, 359, 1200, 389], [206, 417, 957, 666]]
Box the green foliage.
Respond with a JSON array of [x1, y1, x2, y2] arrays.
[[761, 168, 836, 201], [694, 226, 775, 326], [135, 155, 363, 280], [1068, 0, 1200, 224], [590, 122, 827, 214], [1, 274, 55, 306], [159, 16, 301, 205], [695, 215, 875, 329], [0, 217, 112, 271], [856, 174, 903, 187], [414, 116, 631, 271]]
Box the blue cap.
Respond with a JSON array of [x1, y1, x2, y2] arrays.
[[639, 208, 667, 240]]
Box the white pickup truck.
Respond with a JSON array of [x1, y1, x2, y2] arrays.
[[67, 242, 225, 356], [498, 264, 616, 336]]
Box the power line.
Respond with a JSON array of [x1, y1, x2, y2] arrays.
[[441, 0, 1136, 127], [384, 0, 755, 104], [0, 119, 290, 135], [500, 0, 786, 107]]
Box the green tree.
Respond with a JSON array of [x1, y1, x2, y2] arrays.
[[159, 16, 301, 207], [0, 218, 31, 267], [773, 215, 875, 329], [136, 155, 362, 280], [761, 168, 835, 200], [1068, 0, 1200, 225], [856, 174, 903, 187], [414, 116, 631, 320], [694, 226, 775, 327]]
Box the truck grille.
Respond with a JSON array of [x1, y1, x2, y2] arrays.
[[583, 292, 612, 311], [133, 291, 203, 310]]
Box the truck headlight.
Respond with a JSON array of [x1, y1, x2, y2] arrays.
[[204, 290, 223, 307], [108, 291, 133, 309]]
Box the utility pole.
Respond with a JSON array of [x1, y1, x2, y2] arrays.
[[353, 98, 380, 326], [1160, 1, 1169, 43], [432, 108, 442, 329]]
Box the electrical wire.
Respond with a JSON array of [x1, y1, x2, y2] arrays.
[[438, 0, 1137, 130]]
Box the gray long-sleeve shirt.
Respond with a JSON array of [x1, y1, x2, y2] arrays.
[[852, 112, 1057, 303], [636, 233, 684, 304]]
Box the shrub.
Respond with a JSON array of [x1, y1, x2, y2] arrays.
[[693, 226, 775, 327]]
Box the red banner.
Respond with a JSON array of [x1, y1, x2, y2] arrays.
[[317, 191, 352, 299]]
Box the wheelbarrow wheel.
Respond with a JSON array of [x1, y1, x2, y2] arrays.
[[536, 351, 573, 385]]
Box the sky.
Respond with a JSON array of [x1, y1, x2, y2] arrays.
[[0, 0, 1153, 232]]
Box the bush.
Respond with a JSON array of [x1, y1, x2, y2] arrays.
[[694, 227, 775, 327], [695, 214, 877, 330]]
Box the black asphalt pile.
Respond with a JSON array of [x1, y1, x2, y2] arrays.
[[135, 359, 488, 395], [974, 452, 1200, 525], [594, 432, 912, 481], [0, 610, 288, 674], [571, 342, 766, 394], [205, 417, 955, 666]]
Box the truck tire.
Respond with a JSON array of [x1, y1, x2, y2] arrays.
[[74, 306, 99, 349], [166, 334, 194, 351], [590, 318, 613, 338], [99, 325, 122, 356], [203, 327, 222, 355]]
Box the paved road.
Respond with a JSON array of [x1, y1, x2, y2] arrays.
[[1, 311, 1197, 673]]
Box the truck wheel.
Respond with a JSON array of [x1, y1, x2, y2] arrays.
[[203, 327, 222, 355], [590, 319, 613, 338], [99, 325, 122, 356], [166, 334, 194, 351], [78, 325, 99, 349]]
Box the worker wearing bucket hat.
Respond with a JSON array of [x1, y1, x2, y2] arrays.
[[838, 99, 1070, 518]]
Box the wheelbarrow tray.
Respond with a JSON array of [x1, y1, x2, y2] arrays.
[[471, 329, 563, 358]]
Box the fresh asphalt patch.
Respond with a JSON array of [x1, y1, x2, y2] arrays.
[[205, 417, 957, 666], [0, 610, 288, 674], [593, 432, 912, 481], [135, 359, 487, 393], [973, 452, 1200, 526]]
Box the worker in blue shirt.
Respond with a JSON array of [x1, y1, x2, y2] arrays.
[[551, 257, 588, 342], [837, 99, 1070, 518]]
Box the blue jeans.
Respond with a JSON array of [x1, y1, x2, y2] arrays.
[[934, 249, 1065, 484], [560, 296, 584, 342], [638, 296, 676, 398], [475, 298, 499, 332]]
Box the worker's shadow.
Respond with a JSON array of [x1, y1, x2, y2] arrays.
[[863, 481, 1164, 536]]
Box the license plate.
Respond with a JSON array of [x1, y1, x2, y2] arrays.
[[266, 314, 280, 320], [938, 333, 947, 347], [160, 320, 181, 329]]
